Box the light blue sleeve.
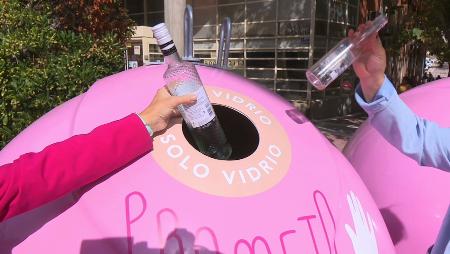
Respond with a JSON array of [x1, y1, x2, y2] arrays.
[[355, 76, 450, 172]]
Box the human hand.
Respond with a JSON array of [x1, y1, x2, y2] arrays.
[[138, 88, 196, 134], [344, 191, 379, 254], [349, 22, 386, 102]]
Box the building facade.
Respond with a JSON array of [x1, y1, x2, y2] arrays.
[[124, 0, 361, 117]]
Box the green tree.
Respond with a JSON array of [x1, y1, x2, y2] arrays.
[[385, 0, 450, 75], [418, 0, 450, 75], [48, 0, 134, 44], [0, 0, 133, 148]]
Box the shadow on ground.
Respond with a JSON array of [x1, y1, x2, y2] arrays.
[[312, 113, 367, 151]]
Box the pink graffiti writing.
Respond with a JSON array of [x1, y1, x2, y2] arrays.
[[124, 190, 336, 254]]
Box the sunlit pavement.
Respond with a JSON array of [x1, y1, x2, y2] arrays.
[[312, 113, 368, 151]]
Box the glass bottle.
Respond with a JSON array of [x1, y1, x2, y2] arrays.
[[152, 23, 232, 160], [306, 14, 388, 90]]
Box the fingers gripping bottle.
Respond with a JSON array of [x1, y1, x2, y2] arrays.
[[306, 14, 388, 90], [152, 23, 232, 160]]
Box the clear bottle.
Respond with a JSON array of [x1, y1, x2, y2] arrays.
[[152, 23, 232, 160], [306, 14, 388, 90]]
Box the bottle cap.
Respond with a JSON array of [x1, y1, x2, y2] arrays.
[[152, 23, 175, 51]]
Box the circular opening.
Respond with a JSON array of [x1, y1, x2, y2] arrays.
[[182, 105, 259, 160]]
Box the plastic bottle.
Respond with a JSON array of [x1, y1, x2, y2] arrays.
[[306, 14, 388, 90], [152, 23, 232, 160]]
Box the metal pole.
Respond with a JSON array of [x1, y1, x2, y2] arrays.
[[223, 17, 231, 68], [184, 5, 193, 59], [307, 0, 318, 117], [217, 17, 232, 69]]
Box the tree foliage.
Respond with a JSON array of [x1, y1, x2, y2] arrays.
[[48, 0, 134, 44], [0, 0, 133, 148], [384, 0, 449, 71], [417, 0, 450, 68]]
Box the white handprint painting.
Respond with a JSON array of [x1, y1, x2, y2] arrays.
[[345, 191, 379, 254]]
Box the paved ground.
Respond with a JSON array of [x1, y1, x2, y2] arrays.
[[312, 113, 368, 151]]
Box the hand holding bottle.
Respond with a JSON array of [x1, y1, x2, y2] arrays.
[[349, 22, 387, 102], [139, 88, 196, 134], [306, 15, 387, 91], [152, 23, 232, 160]]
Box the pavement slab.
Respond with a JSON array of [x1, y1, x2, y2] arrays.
[[312, 113, 368, 151]]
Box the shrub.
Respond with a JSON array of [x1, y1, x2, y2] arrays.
[[0, 0, 132, 148]]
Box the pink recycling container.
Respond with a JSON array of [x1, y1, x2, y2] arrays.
[[0, 65, 395, 254], [344, 78, 450, 254]]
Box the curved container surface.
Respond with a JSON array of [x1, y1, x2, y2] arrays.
[[0, 65, 394, 254], [344, 78, 450, 254]]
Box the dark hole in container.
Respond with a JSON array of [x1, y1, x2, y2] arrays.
[[182, 105, 259, 160]]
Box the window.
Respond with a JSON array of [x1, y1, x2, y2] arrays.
[[194, 52, 213, 58], [316, 0, 329, 20], [149, 54, 164, 62], [314, 20, 327, 36], [125, 0, 164, 26], [229, 40, 244, 49], [194, 6, 217, 26], [194, 41, 216, 50], [231, 24, 245, 38], [277, 70, 306, 80], [255, 79, 275, 90], [278, 38, 309, 49], [246, 59, 275, 68], [230, 68, 245, 76], [278, 0, 311, 20], [277, 59, 308, 69], [219, 4, 244, 23], [194, 26, 217, 39], [278, 50, 309, 58], [313, 49, 326, 59], [330, 1, 347, 23], [314, 37, 327, 47], [228, 51, 244, 58], [247, 39, 275, 49], [146, 0, 164, 12], [329, 23, 346, 38], [349, 6, 358, 26], [218, 0, 243, 4], [246, 70, 274, 78], [279, 21, 310, 36], [247, 22, 276, 37], [193, 0, 217, 7], [189, 0, 356, 102], [247, 1, 276, 22], [147, 12, 164, 26], [276, 81, 308, 92], [125, 0, 144, 14], [148, 44, 160, 53], [247, 51, 275, 58]]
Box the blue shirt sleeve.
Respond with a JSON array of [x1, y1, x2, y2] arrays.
[[355, 76, 450, 172]]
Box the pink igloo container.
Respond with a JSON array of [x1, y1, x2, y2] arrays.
[[344, 78, 450, 254], [0, 65, 395, 254]]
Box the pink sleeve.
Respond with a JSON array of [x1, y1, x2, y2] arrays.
[[0, 114, 153, 222]]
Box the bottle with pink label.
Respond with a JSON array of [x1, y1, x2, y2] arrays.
[[152, 23, 232, 160]]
